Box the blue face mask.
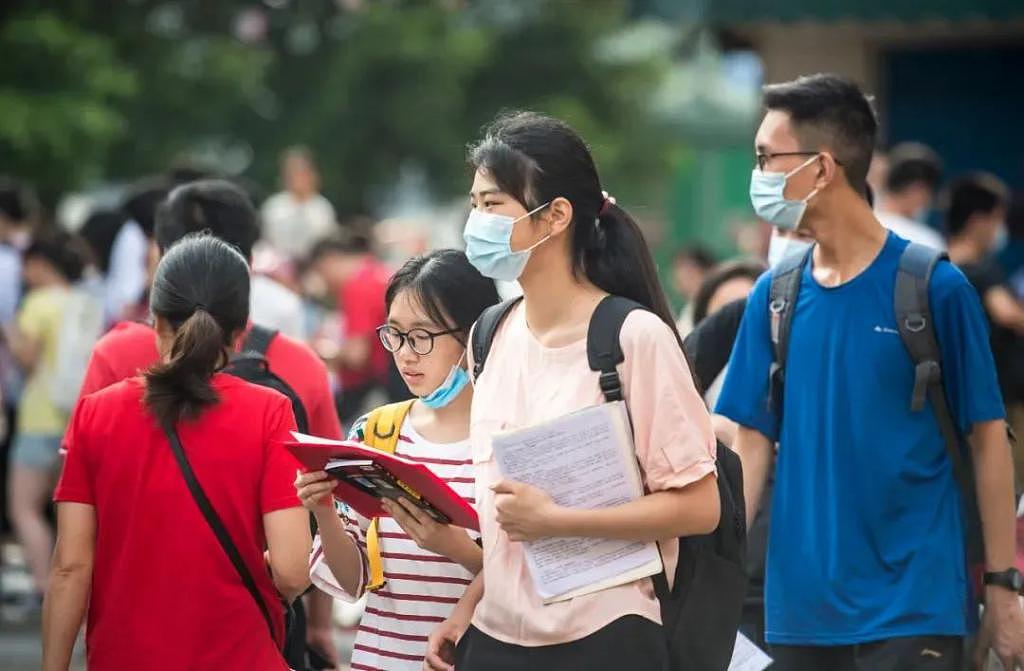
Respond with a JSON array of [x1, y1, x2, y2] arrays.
[[420, 353, 470, 409], [749, 155, 820, 231], [463, 202, 551, 281]]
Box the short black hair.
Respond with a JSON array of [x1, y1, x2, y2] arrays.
[[121, 177, 171, 238], [945, 173, 1009, 238], [0, 177, 40, 224], [692, 258, 767, 325], [23, 231, 89, 282], [673, 245, 716, 270], [154, 179, 260, 260], [762, 73, 878, 196], [885, 143, 943, 195], [308, 232, 372, 264], [79, 209, 129, 274]]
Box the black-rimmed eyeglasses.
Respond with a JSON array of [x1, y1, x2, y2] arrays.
[[756, 151, 842, 173], [376, 325, 460, 356]]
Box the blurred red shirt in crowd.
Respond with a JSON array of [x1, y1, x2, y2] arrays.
[[77, 320, 342, 439]]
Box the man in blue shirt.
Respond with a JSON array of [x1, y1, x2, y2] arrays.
[[717, 73, 1024, 670]]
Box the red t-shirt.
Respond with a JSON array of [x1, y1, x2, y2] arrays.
[[54, 375, 299, 671], [338, 257, 392, 389], [78, 321, 343, 440]]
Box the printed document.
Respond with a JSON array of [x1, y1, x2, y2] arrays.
[[491, 401, 662, 603]]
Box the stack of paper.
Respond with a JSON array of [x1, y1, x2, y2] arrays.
[[491, 401, 662, 603]]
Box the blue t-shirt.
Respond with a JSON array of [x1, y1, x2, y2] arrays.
[[716, 232, 1005, 645]]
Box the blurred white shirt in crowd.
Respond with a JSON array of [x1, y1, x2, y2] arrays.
[[261, 191, 336, 261], [250, 273, 306, 341], [877, 211, 946, 250], [105, 219, 148, 323]]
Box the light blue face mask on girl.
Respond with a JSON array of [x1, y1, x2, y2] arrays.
[[420, 353, 470, 409], [749, 155, 820, 231], [463, 202, 551, 281]]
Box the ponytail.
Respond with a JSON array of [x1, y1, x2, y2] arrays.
[[144, 233, 251, 427], [581, 202, 681, 344], [144, 308, 227, 427]]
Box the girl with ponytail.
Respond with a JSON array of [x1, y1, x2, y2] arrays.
[[43, 234, 311, 671], [424, 112, 720, 670]]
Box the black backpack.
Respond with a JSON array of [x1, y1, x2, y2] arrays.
[[472, 295, 748, 671], [222, 324, 312, 670], [768, 242, 982, 562], [224, 325, 310, 434]]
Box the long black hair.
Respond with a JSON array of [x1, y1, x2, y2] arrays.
[[144, 234, 250, 427], [385, 249, 500, 345], [468, 111, 679, 338]]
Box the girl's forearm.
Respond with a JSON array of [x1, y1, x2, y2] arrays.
[[314, 508, 366, 597], [550, 476, 719, 541], [42, 569, 91, 671]]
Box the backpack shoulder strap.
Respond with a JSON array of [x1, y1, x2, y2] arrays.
[[895, 243, 967, 487], [471, 297, 522, 381], [241, 324, 278, 357], [362, 399, 417, 455], [586, 296, 646, 402], [360, 398, 416, 592], [767, 245, 813, 412]]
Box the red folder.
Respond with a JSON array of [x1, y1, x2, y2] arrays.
[[286, 434, 479, 531]]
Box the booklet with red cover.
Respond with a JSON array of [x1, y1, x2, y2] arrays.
[[286, 432, 479, 531]]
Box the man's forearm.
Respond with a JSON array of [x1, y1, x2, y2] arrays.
[[734, 426, 774, 524], [971, 420, 1017, 575]]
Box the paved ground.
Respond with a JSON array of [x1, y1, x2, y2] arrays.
[[0, 542, 357, 670]]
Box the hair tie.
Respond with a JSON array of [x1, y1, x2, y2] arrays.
[[193, 303, 208, 313], [598, 191, 617, 216]]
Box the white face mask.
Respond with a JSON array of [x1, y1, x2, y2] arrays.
[[749, 155, 820, 231], [767, 231, 814, 268], [463, 203, 551, 282]]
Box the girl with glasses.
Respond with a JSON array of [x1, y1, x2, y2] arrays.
[[295, 249, 499, 671]]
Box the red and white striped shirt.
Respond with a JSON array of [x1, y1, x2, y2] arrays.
[[310, 416, 477, 671]]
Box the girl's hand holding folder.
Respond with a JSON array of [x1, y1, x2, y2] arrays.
[[382, 498, 483, 573], [294, 470, 336, 513], [492, 479, 561, 542]]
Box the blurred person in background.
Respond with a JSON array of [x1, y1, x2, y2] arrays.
[[672, 244, 716, 335], [999, 195, 1024, 295], [876, 142, 945, 249], [689, 258, 767, 410], [0, 179, 39, 546], [945, 174, 1024, 486], [309, 234, 394, 427], [42, 234, 312, 671], [4, 231, 94, 610], [262, 147, 338, 264]]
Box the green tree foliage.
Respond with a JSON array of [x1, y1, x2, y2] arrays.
[[0, 1, 677, 216]]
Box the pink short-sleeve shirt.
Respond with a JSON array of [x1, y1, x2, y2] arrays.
[[469, 302, 717, 646]]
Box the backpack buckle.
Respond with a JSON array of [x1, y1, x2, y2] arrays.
[[905, 314, 927, 333], [598, 370, 623, 402]]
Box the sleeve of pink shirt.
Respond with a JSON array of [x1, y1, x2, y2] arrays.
[[619, 311, 717, 491]]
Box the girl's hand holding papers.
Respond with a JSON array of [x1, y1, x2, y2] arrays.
[[492, 479, 562, 542]]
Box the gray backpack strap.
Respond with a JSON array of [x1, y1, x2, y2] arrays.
[[767, 246, 813, 413], [895, 243, 967, 489]]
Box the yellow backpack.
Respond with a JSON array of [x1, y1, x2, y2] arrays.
[[358, 399, 416, 591]]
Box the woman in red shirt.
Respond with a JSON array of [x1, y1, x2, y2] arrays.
[[41, 233, 312, 671]]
